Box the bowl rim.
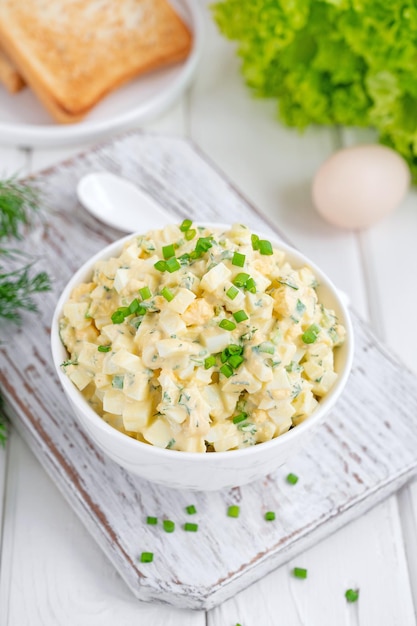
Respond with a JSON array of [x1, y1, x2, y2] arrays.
[[51, 222, 354, 460]]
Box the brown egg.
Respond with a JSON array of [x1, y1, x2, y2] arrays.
[[312, 145, 410, 229]]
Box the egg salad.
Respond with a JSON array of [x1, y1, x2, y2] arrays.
[[59, 222, 345, 453]]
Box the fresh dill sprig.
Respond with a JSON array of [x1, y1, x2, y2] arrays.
[[0, 176, 40, 241], [0, 263, 51, 323]]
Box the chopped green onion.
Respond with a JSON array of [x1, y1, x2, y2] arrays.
[[345, 588, 359, 603], [226, 285, 239, 300], [220, 350, 229, 363], [227, 344, 243, 355], [162, 244, 175, 259], [232, 251, 246, 267], [161, 287, 174, 302], [128, 298, 140, 314], [185, 228, 196, 241], [258, 239, 273, 255], [232, 413, 247, 424], [165, 257, 181, 273], [204, 355, 216, 369], [219, 319, 236, 331], [251, 233, 260, 250], [227, 505, 240, 518], [246, 277, 256, 293], [293, 567, 307, 579], [180, 219, 192, 232], [233, 310, 248, 323], [154, 260, 167, 272], [228, 354, 244, 368], [184, 522, 198, 532], [98, 345, 111, 353], [220, 363, 234, 378], [139, 286, 152, 300], [111, 309, 126, 324], [140, 552, 154, 563], [195, 236, 213, 254], [186, 504, 197, 515], [265, 511, 276, 521], [286, 473, 299, 485], [146, 516, 158, 525], [178, 253, 191, 264], [163, 520, 175, 533], [301, 324, 320, 344], [233, 272, 250, 288]]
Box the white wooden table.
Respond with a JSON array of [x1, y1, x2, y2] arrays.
[[1, 2, 417, 623]]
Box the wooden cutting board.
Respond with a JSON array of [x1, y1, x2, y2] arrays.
[[1, 131, 417, 610]]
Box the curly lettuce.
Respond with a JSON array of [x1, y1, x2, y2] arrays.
[[212, 0, 417, 181]]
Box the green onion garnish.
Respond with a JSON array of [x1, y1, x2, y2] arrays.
[[232, 413, 247, 424], [258, 239, 273, 255], [128, 298, 140, 314], [220, 350, 229, 363], [139, 286, 152, 300], [146, 516, 158, 525], [233, 272, 250, 288], [185, 228, 196, 241], [228, 354, 244, 368], [180, 219, 192, 232], [345, 588, 359, 603], [195, 236, 213, 254], [204, 355, 216, 369], [219, 319, 236, 331], [161, 287, 174, 302], [184, 522, 198, 532], [186, 504, 197, 515], [232, 251, 246, 267], [140, 552, 154, 563], [178, 253, 191, 264], [227, 505, 240, 518], [227, 344, 243, 355], [286, 473, 299, 485], [162, 244, 175, 259], [251, 234, 260, 250], [245, 277, 257, 293], [301, 324, 320, 344], [226, 285, 239, 300], [111, 309, 126, 324], [98, 345, 111, 353], [154, 260, 167, 272], [220, 364, 234, 378], [165, 257, 180, 273], [163, 520, 175, 533], [233, 310, 248, 323], [265, 511, 276, 521], [293, 567, 307, 579]]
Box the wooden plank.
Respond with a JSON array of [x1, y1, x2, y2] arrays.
[[1, 132, 417, 610]]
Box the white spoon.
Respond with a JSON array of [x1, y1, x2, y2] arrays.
[[77, 171, 173, 233]]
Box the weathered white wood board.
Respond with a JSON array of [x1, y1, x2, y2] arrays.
[[1, 132, 417, 610]]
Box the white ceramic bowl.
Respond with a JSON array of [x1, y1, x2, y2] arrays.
[[51, 225, 354, 491]]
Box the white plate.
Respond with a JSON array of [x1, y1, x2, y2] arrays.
[[0, 0, 204, 147]]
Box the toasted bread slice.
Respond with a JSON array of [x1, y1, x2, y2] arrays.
[[0, 0, 192, 123], [0, 45, 25, 93]]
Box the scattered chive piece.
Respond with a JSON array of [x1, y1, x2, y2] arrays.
[[233, 413, 247, 424], [233, 309, 248, 323], [140, 552, 154, 563], [195, 236, 213, 255], [146, 516, 158, 525], [178, 253, 191, 264], [162, 244, 175, 259], [251, 233, 260, 250], [163, 520, 175, 533], [129, 298, 140, 314], [161, 287, 174, 302], [186, 504, 197, 515], [204, 355, 216, 369], [301, 324, 320, 344], [184, 522, 199, 532], [98, 345, 111, 353], [246, 277, 257, 293], [154, 260, 167, 272], [345, 588, 359, 603], [111, 310, 126, 324], [228, 354, 244, 368], [219, 319, 236, 331], [180, 219, 192, 232], [265, 511, 276, 521], [293, 567, 308, 579], [226, 285, 239, 300], [227, 505, 240, 518], [165, 257, 181, 273], [232, 251, 246, 267], [228, 344, 243, 355], [185, 228, 196, 241], [220, 350, 229, 363], [220, 363, 234, 378], [139, 286, 152, 300], [286, 473, 299, 485], [258, 239, 273, 255], [233, 272, 250, 288]]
